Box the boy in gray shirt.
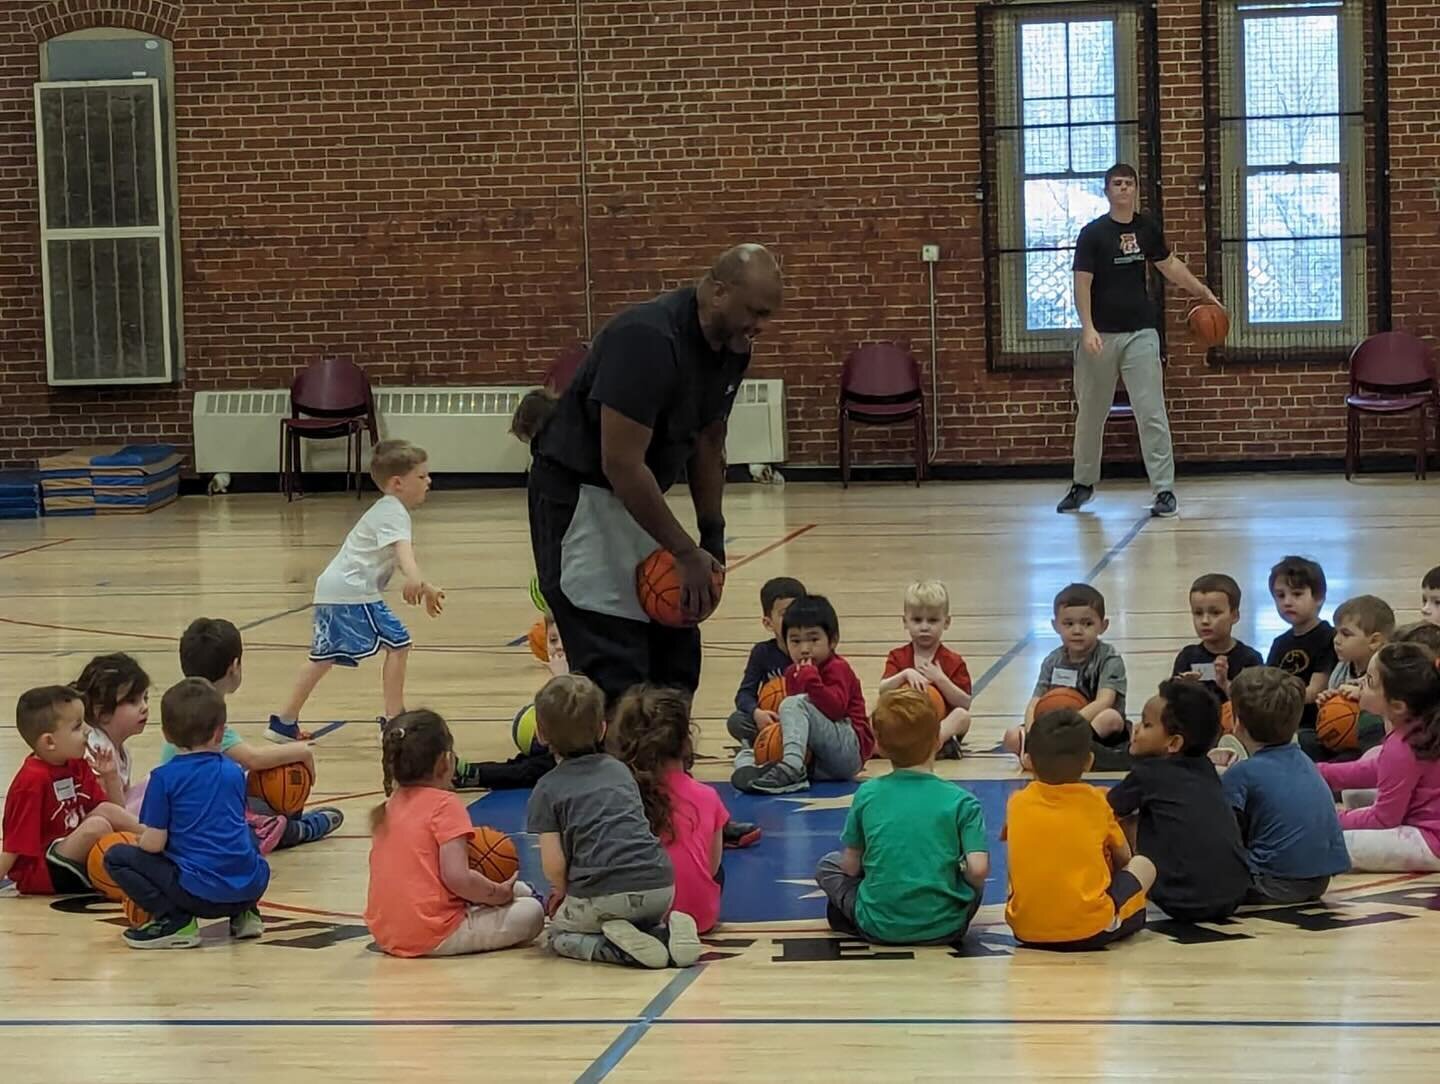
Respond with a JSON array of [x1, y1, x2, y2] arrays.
[[526, 673, 702, 970]]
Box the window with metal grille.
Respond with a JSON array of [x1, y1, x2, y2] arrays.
[[979, 1, 1162, 370], [1203, 0, 1389, 360]]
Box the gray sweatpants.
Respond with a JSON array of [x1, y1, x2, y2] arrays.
[[731, 693, 862, 789], [545, 885, 675, 963], [1072, 329, 1174, 492]]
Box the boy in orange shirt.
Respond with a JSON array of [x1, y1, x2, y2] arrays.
[[1004, 708, 1155, 950], [878, 580, 972, 758]]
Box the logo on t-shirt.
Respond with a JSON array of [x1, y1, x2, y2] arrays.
[[1119, 233, 1140, 256], [1277, 648, 1311, 675]]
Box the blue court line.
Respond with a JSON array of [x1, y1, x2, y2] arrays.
[[308, 720, 348, 740], [576, 966, 706, 1082], [240, 604, 312, 631]]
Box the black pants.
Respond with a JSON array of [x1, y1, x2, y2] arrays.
[[105, 845, 263, 924], [528, 459, 701, 708]]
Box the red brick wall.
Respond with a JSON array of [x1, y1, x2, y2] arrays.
[[0, 0, 1432, 472]]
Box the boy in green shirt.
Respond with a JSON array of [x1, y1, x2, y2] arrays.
[[815, 687, 990, 944]]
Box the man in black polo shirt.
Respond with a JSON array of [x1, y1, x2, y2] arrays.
[[528, 243, 783, 708], [1057, 163, 1223, 519]]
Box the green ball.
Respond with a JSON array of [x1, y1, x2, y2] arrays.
[[512, 703, 542, 755], [528, 574, 547, 613]]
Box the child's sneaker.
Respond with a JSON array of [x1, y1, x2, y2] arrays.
[[265, 716, 312, 744], [598, 920, 669, 969], [229, 909, 264, 940], [722, 820, 761, 849], [124, 916, 201, 950], [745, 761, 809, 795], [938, 736, 963, 760], [452, 758, 487, 791], [246, 811, 288, 855], [664, 912, 703, 967], [278, 807, 344, 849], [0, 877, 17, 898]]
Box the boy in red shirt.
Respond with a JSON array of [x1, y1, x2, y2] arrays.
[[1, 686, 141, 895], [879, 579, 973, 758], [731, 595, 875, 795]]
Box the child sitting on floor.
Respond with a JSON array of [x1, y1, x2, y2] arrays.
[[1266, 555, 1336, 738], [730, 594, 875, 796], [76, 653, 152, 814], [1421, 566, 1440, 628], [1312, 595, 1395, 760], [817, 687, 988, 944], [1, 686, 142, 896], [366, 709, 544, 957], [611, 686, 728, 934], [878, 580, 973, 758], [1171, 574, 1263, 704], [726, 576, 806, 749]]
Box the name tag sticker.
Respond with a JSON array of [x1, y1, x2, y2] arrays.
[[1052, 667, 1080, 689], [53, 777, 77, 803], [1195, 662, 1218, 683]]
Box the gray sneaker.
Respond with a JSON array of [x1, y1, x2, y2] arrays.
[[599, 920, 670, 969], [746, 761, 810, 795], [665, 912, 703, 968], [1150, 490, 1178, 518], [229, 909, 264, 941], [1057, 484, 1094, 513]]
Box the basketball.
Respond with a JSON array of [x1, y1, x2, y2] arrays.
[[526, 617, 548, 661], [1220, 701, 1236, 735], [466, 826, 519, 883], [636, 548, 725, 627], [1187, 303, 1230, 349], [247, 762, 314, 816], [528, 573, 547, 612], [1317, 697, 1361, 751], [758, 676, 787, 714], [1035, 687, 1088, 717], [755, 722, 784, 764], [121, 895, 150, 928], [87, 831, 138, 901], [512, 702, 543, 755], [926, 684, 947, 720]]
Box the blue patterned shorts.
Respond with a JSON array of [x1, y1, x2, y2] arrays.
[[309, 602, 411, 667]]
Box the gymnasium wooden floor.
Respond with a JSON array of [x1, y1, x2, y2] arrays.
[[2, 474, 1439, 1081]]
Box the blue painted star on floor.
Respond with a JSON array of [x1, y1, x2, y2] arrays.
[[466, 777, 1053, 924]]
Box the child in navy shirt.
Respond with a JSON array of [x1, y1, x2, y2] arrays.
[[726, 577, 806, 747], [104, 678, 270, 949]]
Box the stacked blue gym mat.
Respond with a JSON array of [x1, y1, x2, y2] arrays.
[[37, 445, 183, 516], [0, 472, 41, 519]]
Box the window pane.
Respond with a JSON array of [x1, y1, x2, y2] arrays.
[[1026, 249, 1081, 331], [1247, 238, 1343, 323], [1071, 118, 1117, 172], [1245, 172, 1342, 238], [1024, 178, 1107, 248], [1023, 98, 1068, 174], [1021, 23, 1068, 98], [1068, 21, 1115, 95], [1072, 97, 1116, 124], [1246, 116, 1341, 167], [1243, 15, 1339, 120]]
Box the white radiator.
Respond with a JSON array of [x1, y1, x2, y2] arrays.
[[192, 379, 786, 474]]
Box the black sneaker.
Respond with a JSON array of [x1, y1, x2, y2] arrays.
[[452, 758, 486, 790], [938, 736, 963, 760], [124, 916, 200, 950], [722, 820, 761, 849], [747, 761, 809, 795], [1056, 484, 1094, 513], [1149, 490, 1178, 518], [730, 764, 762, 793]]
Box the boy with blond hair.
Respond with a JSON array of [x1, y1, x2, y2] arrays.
[[878, 580, 973, 758], [267, 440, 445, 742], [1, 686, 143, 895], [816, 688, 988, 944]]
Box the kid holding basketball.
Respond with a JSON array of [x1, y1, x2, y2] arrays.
[[878, 580, 973, 758], [1, 685, 142, 896], [366, 710, 544, 957], [267, 440, 444, 743], [178, 618, 342, 851], [726, 576, 806, 748], [76, 652, 153, 813], [102, 678, 269, 948], [730, 594, 876, 796], [526, 673, 703, 969], [1316, 643, 1440, 871], [612, 685, 729, 934], [1311, 595, 1395, 761], [817, 688, 989, 944]]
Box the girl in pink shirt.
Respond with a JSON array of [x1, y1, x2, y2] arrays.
[[1319, 643, 1440, 871], [365, 710, 543, 957], [611, 686, 728, 933]]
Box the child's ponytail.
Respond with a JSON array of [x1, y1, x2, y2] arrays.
[[370, 709, 454, 830], [1375, 643, 1440, 760], [610, 685, 695, 842]]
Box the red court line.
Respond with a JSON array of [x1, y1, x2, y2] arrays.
[[726, 523, 816, 572], [260, 900, 365, 921], [0, 537, 75, 561]]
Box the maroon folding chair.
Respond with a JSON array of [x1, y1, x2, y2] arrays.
[[279, 357, 378, 501], [1345, 331, 1438, 480], [838, 343, 927, 488], [545, 340, 590, 395]]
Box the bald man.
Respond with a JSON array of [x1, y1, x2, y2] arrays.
[[528, 245, 783, 710]]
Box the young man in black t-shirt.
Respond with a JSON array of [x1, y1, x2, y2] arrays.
[[1060, 164, 1224, 519]]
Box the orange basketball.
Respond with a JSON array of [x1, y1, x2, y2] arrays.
[[636, 548, 725, 627], [1035, 687, 1088, 717], [467, 826, 519, 883], [527, 618, 549, 661], [121, 895, 151, 928], [757, 676, 787, 714], [247, 762, 314, 816], [1317, 697, 1361, 752], [87, 831, 138, 901], [754, 722, 784, 764], [926, 685, 947, 719], [1187, 303, 1230, 349], [1220, 701, 1236, 735]]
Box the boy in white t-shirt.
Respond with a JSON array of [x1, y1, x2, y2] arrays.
[[266, 440, 445, 743]]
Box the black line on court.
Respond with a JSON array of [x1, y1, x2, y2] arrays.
[[240, 604, 312, 631]]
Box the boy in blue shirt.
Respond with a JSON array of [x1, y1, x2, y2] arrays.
[[1221, 666, 1349, 904], [104, 678, 271, 949]]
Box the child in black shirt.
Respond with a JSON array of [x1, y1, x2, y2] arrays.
[[1266, 556, 1336, 734], [1107, 679, 1250, 923], [1172, 573, 1264, 704]]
